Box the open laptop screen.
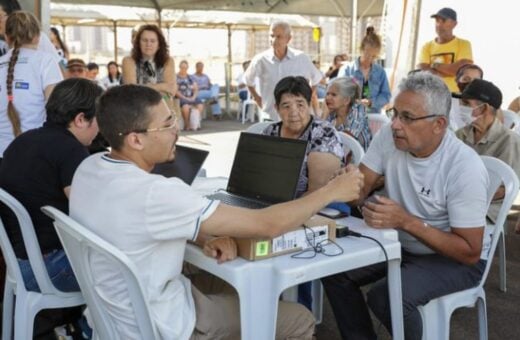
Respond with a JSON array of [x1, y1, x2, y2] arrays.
[[152, 145, 209, 185], [226, 133, 307, 204]]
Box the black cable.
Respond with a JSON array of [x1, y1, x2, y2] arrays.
[[290, 225, 344, 259], [339, 227, 390, 339]]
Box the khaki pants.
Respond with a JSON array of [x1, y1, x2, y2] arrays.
[[186, 267, 315, 340]]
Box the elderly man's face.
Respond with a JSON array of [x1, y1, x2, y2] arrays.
[[276, 93, 311, 137], [390, 90, 445, 158], [270, 25, 291, 54]]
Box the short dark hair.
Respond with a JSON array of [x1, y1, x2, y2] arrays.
[[45, 78, 103, 126], [87, 62, 99, 71], [274, 76, 312, 106], [0, 0, 21, 15], [96, 85, 163, 150]]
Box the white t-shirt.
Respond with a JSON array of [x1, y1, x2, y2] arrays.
[[244, 46, 322, 120], [69, 153, 219, 340], [361, 125, 490, 259], [0, 48, 63, 156]]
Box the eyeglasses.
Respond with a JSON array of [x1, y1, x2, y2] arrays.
[[117, 115, 178, 136], [144, 61, 156, 78], [386, 108, 443, 125]]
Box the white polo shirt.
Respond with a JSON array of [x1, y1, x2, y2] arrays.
[[362, 125, 490, 259], [244, 46, 322, 120], [70, 153, 219, 340]]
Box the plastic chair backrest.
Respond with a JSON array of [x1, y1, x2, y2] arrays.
[[0, 188, 67, 296], [338, 132, 365, 165], [367, 113, 390, 135], [479, 156, 519, 287], [502, 109, 520, 132], [41, 206, 158, 340], [245, 121, 272, 134]]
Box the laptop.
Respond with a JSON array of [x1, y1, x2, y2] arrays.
[[207, 132, 308, 209], [152, 144, 209, 185]]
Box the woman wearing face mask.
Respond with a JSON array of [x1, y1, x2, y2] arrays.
[[338, 26, 390, 113], [449, 64, 484, 130]]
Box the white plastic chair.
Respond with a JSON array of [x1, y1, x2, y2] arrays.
[[245, 121, 272, 134], [41, 206, 158, 340], [0, 189, 84, 340], [418, 156, 519, 340], [502, 109, 520, 133], [238, 93, 257, 124], [367, 113, 390, 136], [338, 132, 365, 165]]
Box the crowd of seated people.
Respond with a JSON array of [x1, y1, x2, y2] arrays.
[[2, 6, 520, 340]]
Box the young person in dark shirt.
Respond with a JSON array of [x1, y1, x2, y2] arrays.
[[0, 78, 103, 291]]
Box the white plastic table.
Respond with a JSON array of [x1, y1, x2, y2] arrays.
[[184, 216, 404, 340]]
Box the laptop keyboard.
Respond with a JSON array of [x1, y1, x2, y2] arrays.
[[207, 192, 269, 209]]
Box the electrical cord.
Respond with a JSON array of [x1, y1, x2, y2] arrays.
[[291, 225, 344, 259], [339, 226, 390, 339]]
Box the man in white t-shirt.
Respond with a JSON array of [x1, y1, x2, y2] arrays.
[[322, 72, 490, 340], [244, 21, 322, 121], [69, 84, 364, 340]]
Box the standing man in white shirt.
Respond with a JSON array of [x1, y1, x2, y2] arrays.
[[245, 21, 322, 121]]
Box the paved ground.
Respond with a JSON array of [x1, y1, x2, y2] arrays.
[[185, 116, 520, 340]]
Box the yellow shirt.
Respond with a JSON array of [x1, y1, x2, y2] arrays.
[[419, 37, 473, 92]]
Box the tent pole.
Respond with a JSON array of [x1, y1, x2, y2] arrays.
[[225, 24, 232, 118], [350, 0, 358, 58], [113, 21, 118, 63]]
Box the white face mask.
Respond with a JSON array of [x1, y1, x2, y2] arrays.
[[458, 105, 477, 125]]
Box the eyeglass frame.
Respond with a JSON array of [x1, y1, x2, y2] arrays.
[[117, 114, 178, 136], [386, 107, 444, 125]]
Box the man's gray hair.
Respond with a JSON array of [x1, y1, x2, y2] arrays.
[[270, 21, 292, 36], [398, 71, 451, 118], [328, 77, 360, 103]]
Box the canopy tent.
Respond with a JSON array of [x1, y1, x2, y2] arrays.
[[50, 3, 320, 115], [50, 0, 385, 18], [50, 4, 318, 30]]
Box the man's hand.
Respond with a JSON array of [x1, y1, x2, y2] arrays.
[[328, 165, 364, 202], [362, 195, 411, 229], [202, 236, 238, 264]]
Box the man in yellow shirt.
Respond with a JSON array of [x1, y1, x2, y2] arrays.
[[418, 8, 473, 92]]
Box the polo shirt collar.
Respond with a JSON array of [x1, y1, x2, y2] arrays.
[[462, 118, 502, 145], [269, 46, 294, 61]]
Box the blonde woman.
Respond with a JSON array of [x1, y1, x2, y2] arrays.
[[0, 11, 62, 159]]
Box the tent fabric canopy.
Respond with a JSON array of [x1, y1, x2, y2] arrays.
[[50, 4, 318, 29], [50, 0, 384, 18]]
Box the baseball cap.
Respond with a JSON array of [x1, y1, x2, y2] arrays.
[[431, 8, 457, 21], [67, 58, 86, 69], [461, 79, 502, 110]]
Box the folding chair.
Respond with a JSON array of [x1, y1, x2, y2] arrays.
[[418, 156, 519, 340], [0, 189, 84, 340], [42, 206, 158, 340], [338, 132, 365, 165]]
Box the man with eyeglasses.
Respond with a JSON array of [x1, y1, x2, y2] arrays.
[[456, 79, 520, 225], [322, 71, 489, 340], [68, 84, 364, 339]]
